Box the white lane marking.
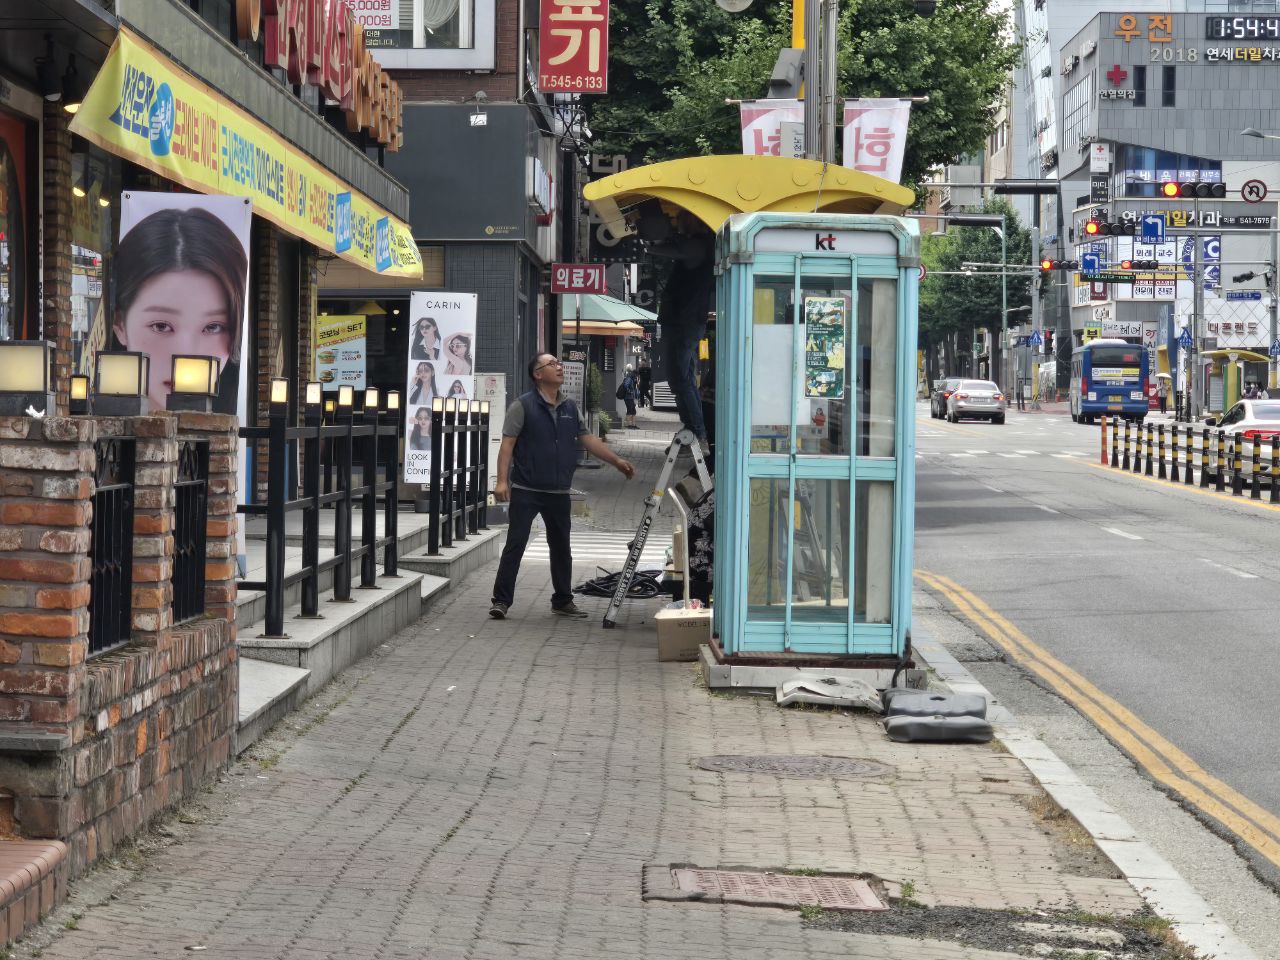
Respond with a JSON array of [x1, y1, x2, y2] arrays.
[[1199, 558, 1259, 580], [1103, 527, 1143, 541], [1051, 454, 1075, 459], [1016, 449, 1039, 455], [1037, 505, 1059, 514], [997, 453, 1024, 459], [966, 449, 989, 454], [949, 453, 975, 458], [982, 485, 1004, 494]]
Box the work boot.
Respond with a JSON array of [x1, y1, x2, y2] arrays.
[[552, 601, 589, 619]]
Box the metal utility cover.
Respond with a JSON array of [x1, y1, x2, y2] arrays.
[[669, 868, 887, 911], [695, 755, 892, 779]]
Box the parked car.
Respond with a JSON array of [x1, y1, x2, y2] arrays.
[[930, 378, 962, 419], [946, 379, 1007, 424], [1206, 400, 1280, 439]]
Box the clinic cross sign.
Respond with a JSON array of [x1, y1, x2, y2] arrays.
[[538, 0, 609, 93], [551, 262, 607, 295]]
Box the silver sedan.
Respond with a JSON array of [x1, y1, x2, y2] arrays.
[[946, 379, 1007, 424]]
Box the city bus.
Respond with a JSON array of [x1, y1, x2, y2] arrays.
[[1069, 339, 1149, 424]]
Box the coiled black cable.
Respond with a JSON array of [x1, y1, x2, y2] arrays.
[[573, 567, 665, 600]]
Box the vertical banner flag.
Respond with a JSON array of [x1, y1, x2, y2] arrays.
[[315, 314, 367, 390], [538, 0, 609, 93], [842, 99, 912, 183], [404, 292, 479, 484], [116, 191, 252, 569], [739, 99, 804, 156]]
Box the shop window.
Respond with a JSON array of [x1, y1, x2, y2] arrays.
[[69, 140, 122, 375], [0, 107, 36, 341]]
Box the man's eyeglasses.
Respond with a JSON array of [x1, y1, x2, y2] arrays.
[[535, 360, 565, 372]]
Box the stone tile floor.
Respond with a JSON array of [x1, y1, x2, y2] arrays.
[[17, 418, 1143, 959]]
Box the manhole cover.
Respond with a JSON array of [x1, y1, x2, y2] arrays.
[[695, 755, 892, 779], [644, 866, 887, 911]]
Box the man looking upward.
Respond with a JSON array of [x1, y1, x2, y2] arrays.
[[490, 354, 636, 619]]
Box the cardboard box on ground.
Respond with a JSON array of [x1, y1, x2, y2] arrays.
[[656, 608, 712, 661]]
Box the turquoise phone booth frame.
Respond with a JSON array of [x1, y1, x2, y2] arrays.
[[713, 212, 919, 659]]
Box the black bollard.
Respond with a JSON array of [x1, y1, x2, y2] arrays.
[[1253, 435, 1264, 500], [1232, 434, 1244, 496], [1184, 425, 1194, 486], [1144, 422, 1154, 477], [1200, 428, 1211, 488], [1110, 417, 1119, 468], [1271, 437, 1280, 504], [1157, 424, 1167, 480]]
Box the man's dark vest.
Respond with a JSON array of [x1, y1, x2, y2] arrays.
[[511, 390, 581, 491]]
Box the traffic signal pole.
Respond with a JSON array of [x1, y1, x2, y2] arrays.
[[1030, 213, 1041, 409]]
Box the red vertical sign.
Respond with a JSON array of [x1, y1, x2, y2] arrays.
[[538, 0, 609, 94]]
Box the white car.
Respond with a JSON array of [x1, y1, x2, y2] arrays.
[[1207, 400, 1280, 441]]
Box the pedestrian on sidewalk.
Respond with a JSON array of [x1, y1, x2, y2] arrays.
[[490, 353, 636, 620], [637, 362, 652, 408], [1157, 376, 1170, 414], [619, 364, 640, 429]]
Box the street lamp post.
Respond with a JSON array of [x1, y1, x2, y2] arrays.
[[1242, 129, 1280, 393]]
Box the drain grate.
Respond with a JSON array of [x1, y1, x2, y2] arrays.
[[643, 866, 887, 912], [695, 754, 892, 779]]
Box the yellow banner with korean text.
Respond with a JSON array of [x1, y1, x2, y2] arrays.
[[69, 27, 421, 278]]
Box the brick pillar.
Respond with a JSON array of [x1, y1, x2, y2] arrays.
[[174, 413, 239, 629], [253, 220, 281, 502], [42, 104, 73, 416], [91, 417, 178, 646], [0, 417, 94, 736], [298, 245, 318, 390]]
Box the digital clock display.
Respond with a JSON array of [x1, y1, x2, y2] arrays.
[[1206, 16, 1280, 40]]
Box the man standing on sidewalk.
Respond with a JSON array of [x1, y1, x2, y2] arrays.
[[490, 353, 636, 620]]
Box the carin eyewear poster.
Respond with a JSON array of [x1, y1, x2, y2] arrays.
[[404, 292, 478, 484]]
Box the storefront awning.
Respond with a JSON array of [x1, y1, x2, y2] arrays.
[[1202, 349, 1271, 363], [558, 293, 655, 326], [561, 319, 646, 337], [69, 27, 422, 279]]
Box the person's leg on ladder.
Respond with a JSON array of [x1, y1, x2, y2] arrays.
[[491, 488, 538, 614], [540, 492, 579, 613]]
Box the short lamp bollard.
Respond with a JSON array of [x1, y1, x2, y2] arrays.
[[166, 355, 220, 413], [69, 374, 90, 415], [382, 390, 401, 577], [0, 341, 56, 416], [262, 377, 290, 637], [93, 351, 150, 416]]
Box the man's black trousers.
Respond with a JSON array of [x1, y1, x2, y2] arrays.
[[491, 488, 574, 608]]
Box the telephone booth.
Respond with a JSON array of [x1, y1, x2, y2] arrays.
[[713, 212, 919, 658]]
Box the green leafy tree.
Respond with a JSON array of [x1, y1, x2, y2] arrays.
[[919, 199, 1033, 379], [586, 0, 1019, 189]]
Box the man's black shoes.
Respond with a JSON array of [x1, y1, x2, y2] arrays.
[[552, 602, 588, 619]]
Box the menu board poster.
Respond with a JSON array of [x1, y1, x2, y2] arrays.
[[803, 296, 847, 399], [315, 314, 367, 389], [404, 291, 479, 484]]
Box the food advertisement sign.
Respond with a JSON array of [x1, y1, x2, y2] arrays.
[[315, 314, 366, 389], [803, 297, 847, 399]]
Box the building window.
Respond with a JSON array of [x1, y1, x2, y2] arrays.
[[1133, 65, 1146, 106], [1061, 71, 1093, 159], [369, 0, 495, 69], [0, 106, 36, 342], [1162, 65, 1176, 107]]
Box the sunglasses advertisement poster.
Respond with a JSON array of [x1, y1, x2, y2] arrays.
[[404, 291, 478, 484]]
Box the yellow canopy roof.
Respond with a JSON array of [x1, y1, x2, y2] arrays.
[[582, 155, 916, 235], [1203, 349, 1270, 363]]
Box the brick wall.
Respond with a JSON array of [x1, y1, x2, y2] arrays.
[[0, 413, 239, 876], [390, 0, 521, 103]]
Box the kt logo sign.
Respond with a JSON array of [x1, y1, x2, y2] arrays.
[[815, 233, 837, 251]]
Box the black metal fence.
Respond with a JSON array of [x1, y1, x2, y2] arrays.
[[238, 394, 401, 638], [88, 438, 136, 657], [427, 400, 490, 555], [1102, 418, 1280, 502], [173, 440, 210, 624]]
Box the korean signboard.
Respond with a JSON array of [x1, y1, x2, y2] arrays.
[[551, 263, 607, 295], [539, 0, 609, 93]]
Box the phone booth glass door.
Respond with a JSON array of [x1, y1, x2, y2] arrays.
[[716, 214, 916, 657]]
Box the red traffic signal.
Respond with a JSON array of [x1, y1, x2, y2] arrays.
[[1041, 258, 1054, 272], [1085, 220, 1101, 236], [1121, 260, 1132, 270], [1161, 180, 1227, 198], [1040, 260, 1080, 272]]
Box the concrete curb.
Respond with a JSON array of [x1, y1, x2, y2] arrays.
[[912, 631, 1259, 960]]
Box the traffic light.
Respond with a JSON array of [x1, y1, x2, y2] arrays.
[[1043, 329, 1055, 353], [1084, 219, 1136, 236], [1128, 259, 1159, 271], [1040, 259, 1080, 271], [1161, 180, 1226, 199]]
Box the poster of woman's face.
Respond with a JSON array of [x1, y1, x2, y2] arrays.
[[404, 293, 477, 486], [113, 194, 252, 416]]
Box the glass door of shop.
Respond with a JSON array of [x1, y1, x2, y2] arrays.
[[738, 253, 903, 655]]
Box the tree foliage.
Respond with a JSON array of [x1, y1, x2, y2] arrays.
[[919, 199, 1033, 350], [584, 0, 1020, 188]]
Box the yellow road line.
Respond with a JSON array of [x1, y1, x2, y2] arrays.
[[1081, 460, 1280, 515], [916, 569, 1280, 869]]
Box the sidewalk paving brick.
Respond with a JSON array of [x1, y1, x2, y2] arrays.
[[19, 420, 1142, 959]]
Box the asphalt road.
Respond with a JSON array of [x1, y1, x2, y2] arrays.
[[913, 402, 1280, 884]]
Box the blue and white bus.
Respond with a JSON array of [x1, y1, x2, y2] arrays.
[[1069, 339, 1149, 424]]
